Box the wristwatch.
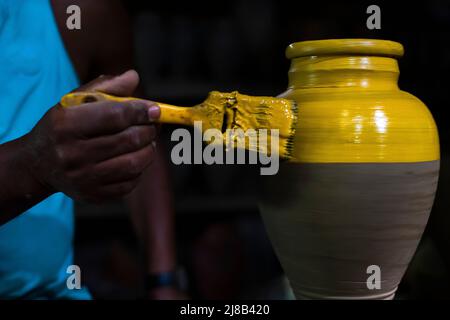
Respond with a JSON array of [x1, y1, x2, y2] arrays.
[[145, 270, 179, 290]]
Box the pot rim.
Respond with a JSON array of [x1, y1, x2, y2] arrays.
[[286, 39, 404, 59]]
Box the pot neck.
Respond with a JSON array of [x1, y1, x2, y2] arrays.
[[287, 55, 400, 90]]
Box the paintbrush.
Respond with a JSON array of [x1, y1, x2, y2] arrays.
[[60, 91, 297, 159]]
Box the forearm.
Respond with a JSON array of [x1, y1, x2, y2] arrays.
[[0, 135, 53, 224], [127, 142, 177, 273]]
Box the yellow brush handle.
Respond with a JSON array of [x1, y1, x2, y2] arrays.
[[60, 92, 195, 126]]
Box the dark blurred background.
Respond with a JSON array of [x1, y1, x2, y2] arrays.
[[74, 0, 450, 299]]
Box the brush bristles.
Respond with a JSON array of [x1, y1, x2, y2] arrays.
[[252, 100, 298, 160], [283, 101, 298, 160], [204, 91, 298, 160]]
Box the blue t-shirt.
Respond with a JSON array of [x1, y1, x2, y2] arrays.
[[0, 0, 90, 299]]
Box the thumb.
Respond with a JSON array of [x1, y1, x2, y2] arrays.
[[78, 70, 140, 97]]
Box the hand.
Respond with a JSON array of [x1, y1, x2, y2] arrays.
[[148, 287, 189, 300], [22, 70, 160, 203]]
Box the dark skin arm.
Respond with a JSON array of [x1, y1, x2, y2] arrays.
[[0, 71, 159, 224], [0, 1, 155, 221], [51, 0, 182, 299], [0, 137, 54, 223]]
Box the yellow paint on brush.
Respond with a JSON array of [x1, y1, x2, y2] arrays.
[[60, 91, 298, 159], [218, 92, 297, 158], [61, 91, 226, 130], [280, 39, 440, 163]]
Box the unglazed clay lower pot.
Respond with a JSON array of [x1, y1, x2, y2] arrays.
[[260, 39, 440, 299]]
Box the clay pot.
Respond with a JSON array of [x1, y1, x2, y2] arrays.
[[260, 39, 440, 299]]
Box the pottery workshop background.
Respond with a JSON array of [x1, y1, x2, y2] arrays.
[[73, 1, 450, 299]]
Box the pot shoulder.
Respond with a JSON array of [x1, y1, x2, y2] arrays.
[[280, 88, 440, 163]]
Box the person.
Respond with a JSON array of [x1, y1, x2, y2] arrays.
[[0, 0, 182, 299]]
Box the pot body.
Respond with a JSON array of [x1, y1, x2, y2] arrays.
[[260, 39, 440, 299]]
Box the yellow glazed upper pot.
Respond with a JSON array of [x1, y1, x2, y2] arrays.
[[260, 39, 440, 299]]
